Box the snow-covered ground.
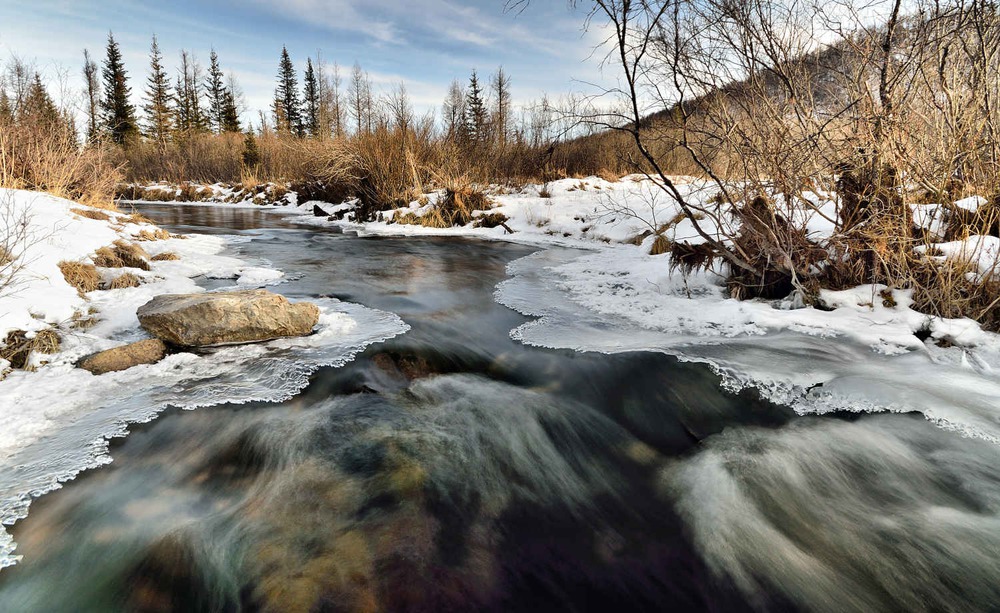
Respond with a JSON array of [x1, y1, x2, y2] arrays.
[[0, 188, 408, 569]]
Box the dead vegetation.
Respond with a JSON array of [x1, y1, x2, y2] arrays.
[[71, 208, 111, 221], [58, 260, 101, 293], [151, 252, 179, 261], [104, 272, 142, 289], [134, 228, 171, 241], [393, 182, 496, 229], [93, 240, 151, 271], [1, 328, 61, 370]]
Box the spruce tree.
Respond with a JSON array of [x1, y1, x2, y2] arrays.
[[20, 73, 61, 127], [273, 47, 302, 136], [242, 131, 261, 169], [220, 88, 241, 133], [101, 32, 138, 145], [143, 35, 174, 143], [0, 90, 12, 124], [464, 70, 488, 144], [303, 57, 319, 137], [205, 50, 226, 134]]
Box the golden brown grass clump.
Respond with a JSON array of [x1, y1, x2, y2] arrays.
[[58, 260, 101, 293], [93, 241, 151, 271], [151, 252, 180, 261], [395, 182, 494, 229], [134, 228, 171, 241], [70, 208, 111, 221], [649, 234, 672, 255], [104, 272, 142, 289]]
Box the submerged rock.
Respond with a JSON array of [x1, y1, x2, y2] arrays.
[[137, 290, 319, 347], [78, 339, 167, 375]]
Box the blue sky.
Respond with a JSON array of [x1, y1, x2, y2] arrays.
[[0, 0, 613, 126]]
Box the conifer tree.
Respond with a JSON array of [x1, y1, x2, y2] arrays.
[[20, 73, 61, 127], [143, 35, 174, 143], [220, 88, 241, 133], [273, 47, 302, 136], [464, 70, 487, 144], [100, 32, 138, 145], [0, 90, 11, 124], [242, 131, 261, 169], [303, 57, 319, 137], [205, 50, 226, 134], [82, 49, 101, 142]]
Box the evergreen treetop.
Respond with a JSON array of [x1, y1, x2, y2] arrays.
[[274, 46, 303, 136], [101, 32, 138, 145]]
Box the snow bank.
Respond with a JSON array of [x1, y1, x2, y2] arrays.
[[0, 189, 408, 569]]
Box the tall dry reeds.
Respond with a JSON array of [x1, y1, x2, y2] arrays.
[[0, 120, 122, 208]]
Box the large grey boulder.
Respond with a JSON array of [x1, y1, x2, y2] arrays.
[[78, 339, 167, 375], [137, 290, 320, 347]]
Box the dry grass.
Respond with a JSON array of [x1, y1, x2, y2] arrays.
[[395, 181, 494, 229], [649, 234, 672, 255], [58, 260, 101, 293], [0, 121, 122, 209], [134, 228, 171, 241], [93, 241, 150, 271], [104, 272, 142, 289], [1, 328, 61, 370], [123, 213, 155, 225], [71, 208, 111, 221], [151, 252, 180, 261]]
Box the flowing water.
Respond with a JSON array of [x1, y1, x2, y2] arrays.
[[1, 205, 999, 612]]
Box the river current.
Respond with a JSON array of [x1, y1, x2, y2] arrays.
[[1, 204, 998, 612]]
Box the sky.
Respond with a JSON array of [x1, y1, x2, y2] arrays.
[[0, 0, 615, 128]]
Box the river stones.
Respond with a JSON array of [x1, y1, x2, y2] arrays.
[[78, 339, 167, 375], [137, 290, 319, 347]]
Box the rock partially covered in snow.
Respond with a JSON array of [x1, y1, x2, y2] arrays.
[[77, 339, 167, 375], [137, 290, 319, 347]]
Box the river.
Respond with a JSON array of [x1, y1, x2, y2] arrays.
[[1, 204, 999, 612]]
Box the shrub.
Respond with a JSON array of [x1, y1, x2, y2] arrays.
[[0, 119, 122, 209]]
